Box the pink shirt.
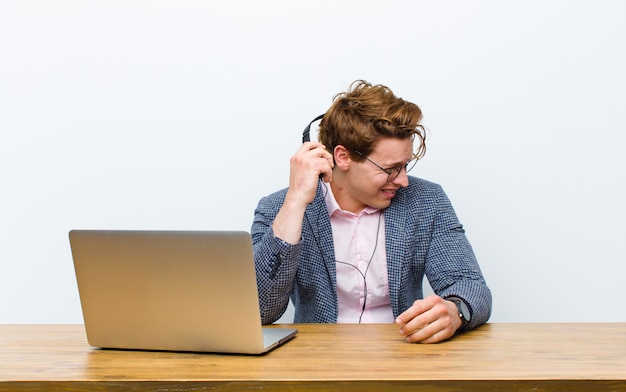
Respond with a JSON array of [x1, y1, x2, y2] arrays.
[[323, 184, 395, 323]]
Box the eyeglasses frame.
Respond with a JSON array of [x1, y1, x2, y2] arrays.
[[353, 150, 418, 182]]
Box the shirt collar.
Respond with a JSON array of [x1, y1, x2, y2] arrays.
[[322, 182, 380, 217]]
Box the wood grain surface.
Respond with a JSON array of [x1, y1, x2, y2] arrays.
[[1, 323, 625, 391]]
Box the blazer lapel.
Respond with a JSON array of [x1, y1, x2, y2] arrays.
[[383, 190, 408, 315], [305, 186, 337, 288]]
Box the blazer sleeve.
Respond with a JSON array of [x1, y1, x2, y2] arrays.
[[422, 184, 492, 330], [251, 189, 301, 324]]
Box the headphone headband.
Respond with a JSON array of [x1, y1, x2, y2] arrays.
[[302, 114, 325, 143]]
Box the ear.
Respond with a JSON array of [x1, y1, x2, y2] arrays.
[[333, 145, 352, 171]]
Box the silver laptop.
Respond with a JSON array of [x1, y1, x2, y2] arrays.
[[69, 230, 297, 355]]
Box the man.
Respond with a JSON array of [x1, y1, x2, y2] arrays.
[[251, 80, 491, 343]]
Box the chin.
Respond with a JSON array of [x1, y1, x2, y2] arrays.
[[370, 199, 392, 210]]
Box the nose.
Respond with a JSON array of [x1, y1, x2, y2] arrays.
[[391, 168, 409, 188]]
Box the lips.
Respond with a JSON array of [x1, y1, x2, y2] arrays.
[[381, 188, 397, 198]]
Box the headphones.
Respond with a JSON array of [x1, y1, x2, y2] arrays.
[[302, 114, 325, 143]]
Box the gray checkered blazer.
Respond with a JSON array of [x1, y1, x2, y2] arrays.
[[251, 176, 492, 329]]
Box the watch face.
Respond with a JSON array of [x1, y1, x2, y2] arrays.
[[447, 297, 471, 326], [458, 300, 470, 321]]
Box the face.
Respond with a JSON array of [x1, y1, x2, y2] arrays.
[[333, 137, 414, 213]]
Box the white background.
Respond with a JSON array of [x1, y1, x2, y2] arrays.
[[1, 1, 625, 324]]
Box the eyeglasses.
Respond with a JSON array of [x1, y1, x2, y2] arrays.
[[354, 151, 418, 182]]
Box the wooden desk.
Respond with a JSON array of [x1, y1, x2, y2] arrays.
[[1, 323, 625, 391]]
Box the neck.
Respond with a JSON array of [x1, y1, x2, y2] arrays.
[[328, 180, 366, 215]]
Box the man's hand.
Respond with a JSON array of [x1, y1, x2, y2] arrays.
[[272, 142, 333, 244], [287, 142, 334, 206], [395, 295, 462, 344]]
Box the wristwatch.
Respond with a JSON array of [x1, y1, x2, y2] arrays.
[[447, 296, 471, 331]]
